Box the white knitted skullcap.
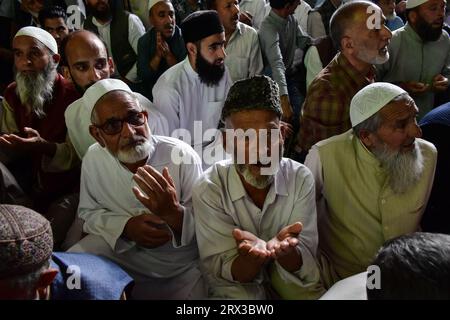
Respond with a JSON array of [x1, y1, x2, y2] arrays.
[[350, 82, 407, 127], [148, 0, 169, 12], [406, 0, 429, 9], [14, 26, 58, 54], [82, 78, 132, 117]]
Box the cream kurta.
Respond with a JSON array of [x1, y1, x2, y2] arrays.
[[305, 130, 437, 287]]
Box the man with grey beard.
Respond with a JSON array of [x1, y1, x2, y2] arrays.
[[69, 78, 206, 299], [0, 26, 80, 214], [304, 82, 437, 289], [193, 76, 324, 299]]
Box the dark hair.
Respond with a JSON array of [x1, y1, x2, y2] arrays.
[[60, 29, 109, 67], [206, 0, 217, 10], [367, 232, 450, 300], [269, 0, 298, 10], [38, 5, 67, 27], [329, 0, 374, 50]]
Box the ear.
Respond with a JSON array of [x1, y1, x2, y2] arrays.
[[108, 57, 115, 75], [89, 125, 106, 147], [186, 42, 197, 57], [62, 66, 71, 80], [52, 53, 61, 64], [359, 129, 375, 148], [279, 121, 287, 143], [341, 36, 353, 52], [36, 268, 58, 299], [408, 10, 417, 24]]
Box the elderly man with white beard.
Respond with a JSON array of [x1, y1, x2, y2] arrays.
[[304, 82, 437, 289], [193, 76, 325, 300], [69, 78, 206, 299], [0, 26, 80, 214]]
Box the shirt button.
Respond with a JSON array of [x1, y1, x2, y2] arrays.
[[381, 199, 386, 205], [384, 226, 389, 231]]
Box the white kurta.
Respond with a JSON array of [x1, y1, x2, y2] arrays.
[[64, 92, 169, 159], [193, 159, 324, 299], [74, 135, 204, 299], [152, 57, 232, 167], [225, 22, 264, 83]]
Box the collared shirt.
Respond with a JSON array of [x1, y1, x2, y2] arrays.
[[64, 92, 169, 159], [225, 22, 263, 83], [193, 159, 324, 299], [305, 130, 437, 286], [376, 23, 450, 118], [152, 57, 232, 152], [78, 135, 202, 281], [298, 53, 375, 152], [239, 0, 269, 30], [137, 25, 187, 100], [90, 14, 145, 82], [259, 10, 311, 96]]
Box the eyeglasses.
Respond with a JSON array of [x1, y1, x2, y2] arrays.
[[95, 111, 146, 135]]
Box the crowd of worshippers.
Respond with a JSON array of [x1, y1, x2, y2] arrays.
[[0, 0, 450, 300]]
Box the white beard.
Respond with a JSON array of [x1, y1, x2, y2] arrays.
[[372, 142, 425, 194], [15, 60, 57, 119], [235, 164, 275, 189], [117, 136, 154, 164]]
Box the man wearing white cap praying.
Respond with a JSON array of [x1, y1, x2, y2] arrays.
[[376, 0, 450, 118], [304, 82, 437, 288], [137, 0, 186, 100], [69, 78, 206, 299], [0, 26, 80, 214]]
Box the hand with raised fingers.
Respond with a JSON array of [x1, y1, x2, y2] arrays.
[[132, 165, 183, 233]]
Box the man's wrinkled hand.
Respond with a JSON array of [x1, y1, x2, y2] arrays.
[[123, 213, 172, 248]]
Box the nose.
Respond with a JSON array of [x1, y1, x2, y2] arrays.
[[382, 24, 392, 40], [218, 45, 226, 59], [232, 4, 239, 15], [121, 120, 137, 138], [89, 67, 102, 82], [409, 122, 422, 139]]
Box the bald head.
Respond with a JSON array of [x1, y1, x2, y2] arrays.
[[61, 30, 114, 93], [330, 0, 380, 50]]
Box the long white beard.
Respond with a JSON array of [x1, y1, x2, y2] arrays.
[[372, 142, 425, 194], [235, 164, 275, 189], [15, 60, 57, 119], [117, 136, 154, 164]]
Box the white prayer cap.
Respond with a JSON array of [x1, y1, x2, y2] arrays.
[[83, 78, 132, 116], [350, 82, 407, 127], [14, 26, 58, 54], [406, 0, 429, 9], [148, 0, 169, 12]]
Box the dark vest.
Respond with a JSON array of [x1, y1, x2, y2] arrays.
[[310, 0, 337, 35], [84, 9, 136, 78], [315, 35, 337, 68]]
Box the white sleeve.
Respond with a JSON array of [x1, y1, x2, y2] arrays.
[[304, 46, 323, 89], [128, 13, 146, 54], [248, 28, 264, 77], [304, 146, 324, 200]]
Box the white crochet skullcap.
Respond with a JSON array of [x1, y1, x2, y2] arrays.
[[406, 0, 429, 9], [350, 82, 407, 127], [14, 26, 58, 54], [82, 78, 132, 116], [148, 0, 170, 12]]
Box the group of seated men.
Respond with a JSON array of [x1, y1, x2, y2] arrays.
[[0, 0, 450, 300]]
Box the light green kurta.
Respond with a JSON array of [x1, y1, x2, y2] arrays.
[[306, 130, 437, 287]]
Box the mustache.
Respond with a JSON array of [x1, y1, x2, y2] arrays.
[[119, 136, 147, 148]]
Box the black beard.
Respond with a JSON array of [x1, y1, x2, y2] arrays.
[[415, 16, 443, 42], [89, 3, 112, 22], [196, 52, 225, 86]]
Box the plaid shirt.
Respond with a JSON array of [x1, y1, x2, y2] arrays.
[[297, 53, 375, 152]]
